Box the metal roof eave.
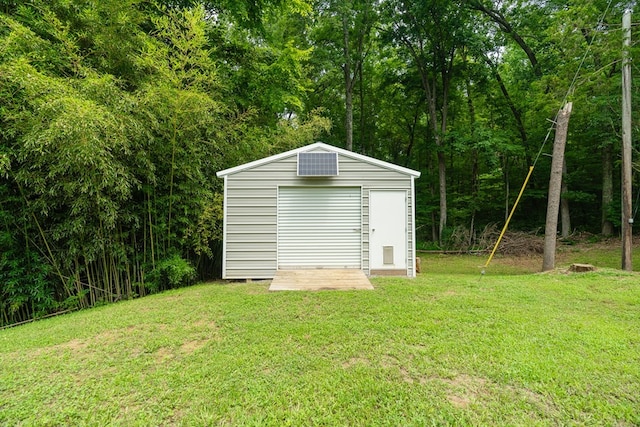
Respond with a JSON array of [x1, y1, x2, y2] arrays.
[[216, 142, 421, 178]]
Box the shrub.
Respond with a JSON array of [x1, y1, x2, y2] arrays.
[[146, 255, 196, 293]]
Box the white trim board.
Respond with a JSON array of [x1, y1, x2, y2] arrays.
[[216, 142, 421, 178]]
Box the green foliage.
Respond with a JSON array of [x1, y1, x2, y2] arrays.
[[209, 5, 315, 125], [184, 193, 224, 257], [0, 229, 53, 324], [146, 254, 196, 292], [0, 0, 323, 325], [2, 0, 640, 326]]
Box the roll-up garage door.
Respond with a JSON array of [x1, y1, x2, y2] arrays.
[[278, 187, 361, 269]]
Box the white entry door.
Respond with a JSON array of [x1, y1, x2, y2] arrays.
[[369, 190, 407, 270]]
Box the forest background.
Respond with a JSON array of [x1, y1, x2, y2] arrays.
[[1, 0, 638, 326]]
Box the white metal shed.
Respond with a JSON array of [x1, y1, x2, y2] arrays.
[[216, 142, 421, 279]]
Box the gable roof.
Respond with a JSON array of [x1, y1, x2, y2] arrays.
[[216, 142, 421, 178]]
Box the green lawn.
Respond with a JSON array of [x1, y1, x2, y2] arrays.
[[1, 253, 639, 426]]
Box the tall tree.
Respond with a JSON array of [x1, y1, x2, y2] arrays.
[[312, 0, 376, 151], [385, 0, 470, 241]]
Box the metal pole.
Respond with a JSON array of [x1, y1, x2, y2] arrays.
[[483, 166, 534, 270], [622, 10, 633, 271]]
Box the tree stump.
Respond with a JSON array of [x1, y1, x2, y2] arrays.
[[569, 263, 596, 273]]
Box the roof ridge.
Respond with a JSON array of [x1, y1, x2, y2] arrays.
[[216, 141, 421, 178]]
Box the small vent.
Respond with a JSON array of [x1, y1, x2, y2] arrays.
[[297, 152, 338, 177], [383, 246, 394, 265]]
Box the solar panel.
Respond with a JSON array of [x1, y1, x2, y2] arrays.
[[297, 152, 338, 176]]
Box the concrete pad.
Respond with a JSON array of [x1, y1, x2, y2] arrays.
[[269, 269, 374, 291]]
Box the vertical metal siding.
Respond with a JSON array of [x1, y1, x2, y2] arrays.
[[278, 187, 362, 269]]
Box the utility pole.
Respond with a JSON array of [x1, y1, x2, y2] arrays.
[[543, 102, 573, 272], [622, 10, 633, 271]]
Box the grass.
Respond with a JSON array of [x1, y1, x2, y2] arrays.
[[1, 248, 640, 426], [421, 237, 640, 275]]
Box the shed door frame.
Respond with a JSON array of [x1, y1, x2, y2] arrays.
[[369, 190, 408, 271], [277, 186, 363, 269]]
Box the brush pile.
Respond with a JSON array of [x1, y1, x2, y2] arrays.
[[441, 224, 544, 256], [477, 224, 544, 256]]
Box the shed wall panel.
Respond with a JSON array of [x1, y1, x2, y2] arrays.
[[225, 215, 276, 225], [226, 224, 276, 234], [227, 260, 276, 269], [225, 233, 276, 243], [224, 269, 276, 279]]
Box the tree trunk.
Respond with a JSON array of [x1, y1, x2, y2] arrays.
[[543, 102, 572, 271], [561, 159, 571, 238], [621, 10, 633, 271], [503, 156, 509, 222], [397, 25, 454, 244], [601, 143, 614, 236], [342, 15, 354, 151], [437, 150, 447, 242], [345, 77, 353, 151], [422, 73, 448, 243], [358, 63, 366, 155], [470, 1, 541, 77], [429, 155, 438, 243], [487, 58, 532, 166], [404, 105, 420, 167], [466, 71, 478, 247]]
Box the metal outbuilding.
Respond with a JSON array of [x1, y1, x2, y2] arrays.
[[216, 142, 421, 279]]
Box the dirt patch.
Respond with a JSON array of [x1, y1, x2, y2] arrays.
[[437, 373, 558, 414], [192, 319, 218, 330], [448, 394, 471, 408], [179, 339, 208, 355], [399, 367, 415, 384], [505, 383, 560, 418], [29, 337, 89, 357], [443, 373, 488, 388], [59, 338, 88, 351], [342, 357, 370, 368], [165, 408, 185, 426], [154, 346, 174, 363], [380, 355, 429, 384], [380, 354, 399, 369], [439, 373, 487, 407], [93, 329, 124, 345]]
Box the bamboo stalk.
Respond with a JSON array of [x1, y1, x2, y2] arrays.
[[99, 222, 110, 303], [167, 118, 178, 252], [0, 308, 78, 330], [148, 191, 156, 268], [74, 258, 86, 309], [111, 254, 121, 301], [86, 259, 95, 306], [16, 183, 70, 297]]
